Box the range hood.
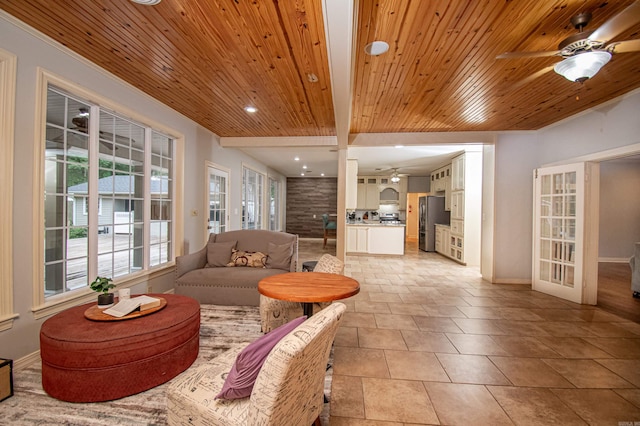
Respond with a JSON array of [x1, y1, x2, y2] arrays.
[[379, 187, 399, 204]]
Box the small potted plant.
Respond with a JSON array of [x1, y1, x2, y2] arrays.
[[90, 276, 115, 307]]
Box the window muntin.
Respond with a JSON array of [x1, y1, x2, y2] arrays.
[[242, 166, 264, 230], [44, 86, 174, 297]]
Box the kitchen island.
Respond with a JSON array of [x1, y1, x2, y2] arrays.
[[346, 221, 405, 255]]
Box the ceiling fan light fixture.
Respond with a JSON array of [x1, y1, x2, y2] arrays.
[[554, 51, 611, 82], [364, 41, 389, 56], [131, 0, 162, 5], [391, 175, 400, 183]]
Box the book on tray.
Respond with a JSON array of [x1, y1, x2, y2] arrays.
[[103, 295, 161, 318]]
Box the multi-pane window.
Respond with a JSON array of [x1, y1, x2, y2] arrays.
[[242, 167, 264, 230], [43, 86, 174, 297], [269, 177, 279, 231]]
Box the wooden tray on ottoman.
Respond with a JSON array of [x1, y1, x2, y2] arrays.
[[84, 297, 167, 321]]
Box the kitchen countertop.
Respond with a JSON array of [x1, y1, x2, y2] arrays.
[[347, 220, 406, 227]]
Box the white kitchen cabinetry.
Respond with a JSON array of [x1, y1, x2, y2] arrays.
[[435, 224, 450, 255], [451, 155, 465, 191], [446, 152, 482, 266], [398, 177, 408, 210], [357, 177, 367, 209], [450, 191, 464, 219], [430, 164, 450, 192], [368, 226, 405, 255], [431, 165, 452, 211], [346, 226, 369, 253], [365, 177, 380, 209], [346, 224, 405, 255], [356, 176, 380, 210]]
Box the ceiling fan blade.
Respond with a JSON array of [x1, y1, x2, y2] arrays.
[[511, 64, 556, 90], [589, 1, 640, 43], [607, 38, 640, 53], [496, 50, 560, 59]]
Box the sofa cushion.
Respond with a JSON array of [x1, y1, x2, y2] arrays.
[[207, 240, 237, 267], [266, 241, 294, 270], [177, 266, 286, 289], [215, 315, 306, 400], [227, 249, 267, 268]]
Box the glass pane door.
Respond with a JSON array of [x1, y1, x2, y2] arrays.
[[533, 163, 584, 303], [207, 165, 229, 236]]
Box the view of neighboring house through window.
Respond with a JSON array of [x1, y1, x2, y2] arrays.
[[242, 166, 264, 230], [269, 177, 279, 231], [44, 86, 173, 297]]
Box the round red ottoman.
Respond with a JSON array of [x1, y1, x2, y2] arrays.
[[40, 294, 200, 402]]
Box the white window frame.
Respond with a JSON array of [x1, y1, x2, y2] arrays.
[[242, 164, 265, 230], [0, 48, 17, 331], [82, 196, 102, 216], [32, 70, 184, 318], [268, 176, 280, 231]]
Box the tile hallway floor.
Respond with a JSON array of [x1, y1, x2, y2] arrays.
[[307, 240, 640, 426]]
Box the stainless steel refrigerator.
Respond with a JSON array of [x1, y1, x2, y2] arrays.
[[419, 196, 450, 251]]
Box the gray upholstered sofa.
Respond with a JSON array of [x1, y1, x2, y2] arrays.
[[175, 230, 298, 306]]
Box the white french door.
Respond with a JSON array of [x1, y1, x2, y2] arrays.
[[532, 162, 598, 304], [206, 163, 229, 238]]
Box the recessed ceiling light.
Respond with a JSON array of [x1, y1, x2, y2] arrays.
[[300, 173, 305, 176], [302, 165, 307, 169], [395, 145, 404, 149], [364, 41, 389, 56], [131, 0, 161, 4], [321, 173, 325, 177], [294, 156, 300, 161], [244, 106, 258, 113]]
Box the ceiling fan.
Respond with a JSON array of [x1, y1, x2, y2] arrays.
[[497, 1, 640, 83], [375, 167, 407, 183], [71, 107, 125, 151]]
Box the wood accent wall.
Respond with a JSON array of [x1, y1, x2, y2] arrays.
[[286, 178, 337, 238]]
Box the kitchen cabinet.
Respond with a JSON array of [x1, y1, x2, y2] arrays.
[[435, 224, 450, 255], [368, 226, 405, 255], [356, 176, 380, 210], [346, 224, 405, 255], [431, 165, 451, 211], [346, 225, 369, 253], [451, 155, 465, 191], [450, 191, 464, 220], [430, 164, 450, 192], [447, 152, 482, 265], [365, 177, 380, 209]]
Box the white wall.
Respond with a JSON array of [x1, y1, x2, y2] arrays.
[[599, 158, 640, 261], [0, 14, 283, 362], [492, 90, 640, 282], [492, 132, 540, 282]]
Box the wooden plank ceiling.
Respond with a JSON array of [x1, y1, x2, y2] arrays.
[[1, 0, 639, 138]]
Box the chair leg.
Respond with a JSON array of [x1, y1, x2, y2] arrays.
[[323, 230, 327, 248]]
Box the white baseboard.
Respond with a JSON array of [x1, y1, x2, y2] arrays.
[[599, 257, 631, 263], [491, 278, 532, 285], [14, 350, 41, 371]]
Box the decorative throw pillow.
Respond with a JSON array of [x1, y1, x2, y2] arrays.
[[266, 241, 293, 270], [215, 315, 307, 400], [206, 241, 237, 267], [227, 249, 267, 268]]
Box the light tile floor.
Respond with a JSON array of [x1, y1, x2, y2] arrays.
[[302, 240, 640, 426]]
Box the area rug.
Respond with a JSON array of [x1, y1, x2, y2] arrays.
[[2, 305, 332, 425]]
